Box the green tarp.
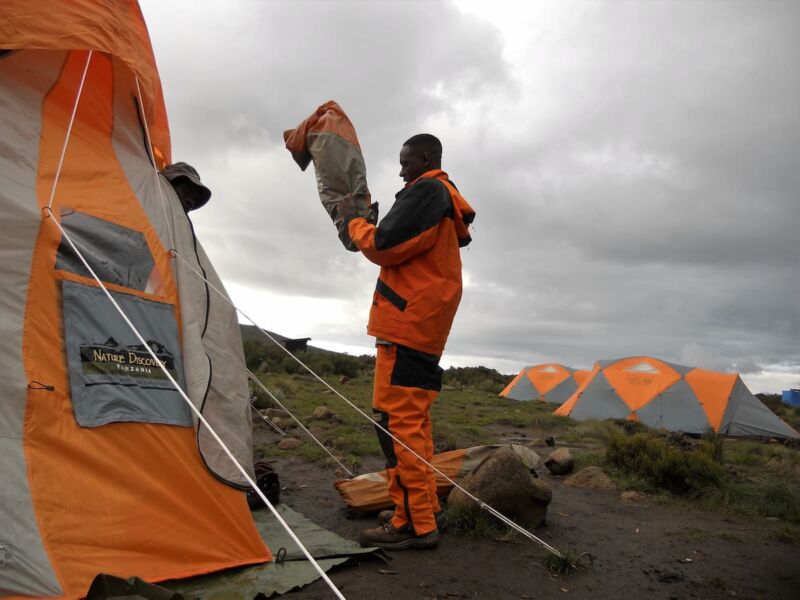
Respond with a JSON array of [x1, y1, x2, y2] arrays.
[[164, 505, 382, 599]]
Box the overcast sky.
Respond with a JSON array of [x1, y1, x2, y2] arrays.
[[140, 0, 799, 393]]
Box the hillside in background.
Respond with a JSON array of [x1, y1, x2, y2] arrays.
[[240, 324, 511, 388]]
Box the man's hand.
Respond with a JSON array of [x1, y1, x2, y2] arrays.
[[366, 202, 379, 225]]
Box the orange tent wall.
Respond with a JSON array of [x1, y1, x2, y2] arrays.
[[17, 51, 269, 598]]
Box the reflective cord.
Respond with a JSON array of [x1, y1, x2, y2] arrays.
[[172, 250, 565, 558], [47, 50, 93, 210], [247, 369, 355, 478], [45, 212, 346, 600], [134, 76, 176, 251]]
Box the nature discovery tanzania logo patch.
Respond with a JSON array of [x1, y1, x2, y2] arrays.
[[79, 337, 178, 381]]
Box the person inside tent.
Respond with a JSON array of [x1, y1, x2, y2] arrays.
[[160, 162, 212, 213], [339, 133, 476, 550]]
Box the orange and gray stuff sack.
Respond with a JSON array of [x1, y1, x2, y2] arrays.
[[334, 444, 541, 512], [284, 100, 377, 251]]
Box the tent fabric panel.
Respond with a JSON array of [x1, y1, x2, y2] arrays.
[[720, 378, 800, 439], [554, 363, 600, 416], [542, 377, 578, 405], [662, 360, 694, 376], [0, 440, 63, 598], [0, 49, 67, 598], [602, 356, 681, 411], [684, 368, 738, 432], [109, 59, 255, 486], [0, 49, 64, 437], [573, 369, 592, 387], [55, 210, 157, 292], [0, 0, 171, 167], [61, 280, 192, 428], [528, 363, 570, 396], [568, 372, 632, 421], [636, 378, 711, 434], [21, 52, 268, 598], [504, 369, 540, 401], [499, 368, 526, 397]]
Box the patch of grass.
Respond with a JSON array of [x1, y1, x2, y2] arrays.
[[771, 524, 800, 546], [571, 449, 604, 471], [606, 431, 726, 494], [443, 504, 506, 538], [495, 406, 569, 430], [724, 440, 800, 475], [760, 482, 800, 522], [560, 419, 624, 445], [542, 547, 592, 576]]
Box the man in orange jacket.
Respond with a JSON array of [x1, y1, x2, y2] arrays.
[[342, 134, 476, 550]]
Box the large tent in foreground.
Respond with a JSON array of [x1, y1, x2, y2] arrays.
[[1, 2, 271, 597], [555, 356, 799, 438], [499, 363, 591, 404]]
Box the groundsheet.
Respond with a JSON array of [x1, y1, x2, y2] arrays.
[[165, 504, 380, 599]]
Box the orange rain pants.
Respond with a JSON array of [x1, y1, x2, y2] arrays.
[[373, 342, 443, 536]]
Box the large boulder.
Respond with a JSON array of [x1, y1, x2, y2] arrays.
[[564, 466, 616, 491], [447, 446, 552, 528], [544, 448, 574, 475]]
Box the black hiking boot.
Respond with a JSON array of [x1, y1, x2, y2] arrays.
[[358, 522, 440, 550], [377, 509, 447, 531]]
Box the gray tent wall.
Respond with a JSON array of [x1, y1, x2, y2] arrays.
[[720, 378, 800, 439]]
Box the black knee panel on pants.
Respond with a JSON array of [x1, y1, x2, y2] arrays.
[[373, 410, 397, 468]]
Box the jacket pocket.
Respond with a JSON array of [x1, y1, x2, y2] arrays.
[[375, 279, 407, 312]]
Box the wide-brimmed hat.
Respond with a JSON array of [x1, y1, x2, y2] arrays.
[[160, 162, 212, 209]]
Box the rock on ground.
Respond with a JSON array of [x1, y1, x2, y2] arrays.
[[278, 437, 303, 450], [564, 466, 616, 491], [544, 448, 574, 475], [263, 408, 290, 420], [312, 406, 333, 420], [620, 490, 647, 503], [447, 446, 552, 528]]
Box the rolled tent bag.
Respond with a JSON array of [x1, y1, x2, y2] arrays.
[[284, 100, 377, 251]]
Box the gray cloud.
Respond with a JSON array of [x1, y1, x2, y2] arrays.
[[142, 1, 800, 392]]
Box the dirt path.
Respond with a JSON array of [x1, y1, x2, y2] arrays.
[[255, 429, 800, 599]]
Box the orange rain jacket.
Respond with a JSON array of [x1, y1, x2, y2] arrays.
[[347, 169, 475, 356]]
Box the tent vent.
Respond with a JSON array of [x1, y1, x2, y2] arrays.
[[624, 361, 660, 374], [539, 365, 559, 373]]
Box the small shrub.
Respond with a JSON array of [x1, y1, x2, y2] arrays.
[[443, 504, 505, 538], [249, 385, 274, 410], [760, 483, 800, 522], [542, 548, 592, 576], [605, 431, 726, 494]]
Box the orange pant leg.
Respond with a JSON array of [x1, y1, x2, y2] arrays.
[[372, 343, 442, 536]]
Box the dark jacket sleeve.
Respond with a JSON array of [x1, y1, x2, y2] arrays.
[[347, 179, 451, 267]]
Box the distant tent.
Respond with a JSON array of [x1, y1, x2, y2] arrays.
[[0, 2, 270, 597], [555, 356, 799, 439], [499, 363, 590, 404]]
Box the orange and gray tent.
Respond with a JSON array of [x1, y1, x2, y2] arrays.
[[499, 363, 591, 404], [555, 356, 800, 439], [334, 444, 540, 512], [0, 2, 270, 598]]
